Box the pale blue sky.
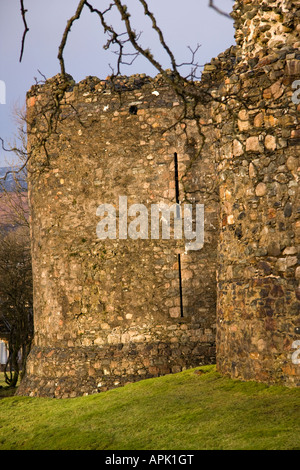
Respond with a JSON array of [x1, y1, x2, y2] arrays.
[[0, 0, 235, 166]]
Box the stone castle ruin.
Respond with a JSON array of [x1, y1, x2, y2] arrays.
[[18, 0, 300, 398]]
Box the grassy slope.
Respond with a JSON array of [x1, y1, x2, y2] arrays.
[[0, 365, 299, 450]]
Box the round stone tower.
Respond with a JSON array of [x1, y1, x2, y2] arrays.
[[18, 73, 219, 397], [216, 0, 300, 386]]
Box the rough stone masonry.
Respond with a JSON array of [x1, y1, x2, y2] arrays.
[[18, 0, 300, 398]]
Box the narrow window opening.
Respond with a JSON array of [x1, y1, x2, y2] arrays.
[[174, 152, 184, 318], [178, 253, 184, 319]]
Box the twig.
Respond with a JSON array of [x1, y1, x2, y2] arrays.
[[57, 0, 86, 76], [85, 1, 140, 76], [19, 0, 29, 62], [208, 0, 232, 19], [0, 138, 28, 181], [138, 0, 178, 72]]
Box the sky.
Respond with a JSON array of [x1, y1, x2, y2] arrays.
[[0, 0, 235, 167]]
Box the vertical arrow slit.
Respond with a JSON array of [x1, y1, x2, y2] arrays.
[[174, 152, 184, 318]]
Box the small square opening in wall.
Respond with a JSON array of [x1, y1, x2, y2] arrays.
[[129, 105, 138, 115]]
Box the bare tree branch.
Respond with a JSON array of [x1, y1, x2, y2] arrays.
[[0, 138, 28, 180], [84, 1, 140, 76], [19, 0, 233, 79], [209, 0, 232, 19], [0, 173, 29, 229], [138, 0, 178, 72], [176, 44, 204, 80], [0, 227, 33, 386], [113, 0, 171, 77], [57, 0, 86, 76], [19, 0, 29, 62]]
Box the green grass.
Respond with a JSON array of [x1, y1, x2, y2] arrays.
[[0, 366, 299, 450], [0, 372, 5, 388], [0, 372, 17, 398]]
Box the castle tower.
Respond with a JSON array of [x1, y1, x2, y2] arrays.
[[18, 74, 219, 397], [216, 0, 300, 385], [18, 0, 300, 398]]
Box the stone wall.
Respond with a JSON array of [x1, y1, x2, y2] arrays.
[[233, 0, 300, 61], [216, 0, 300, 386]]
